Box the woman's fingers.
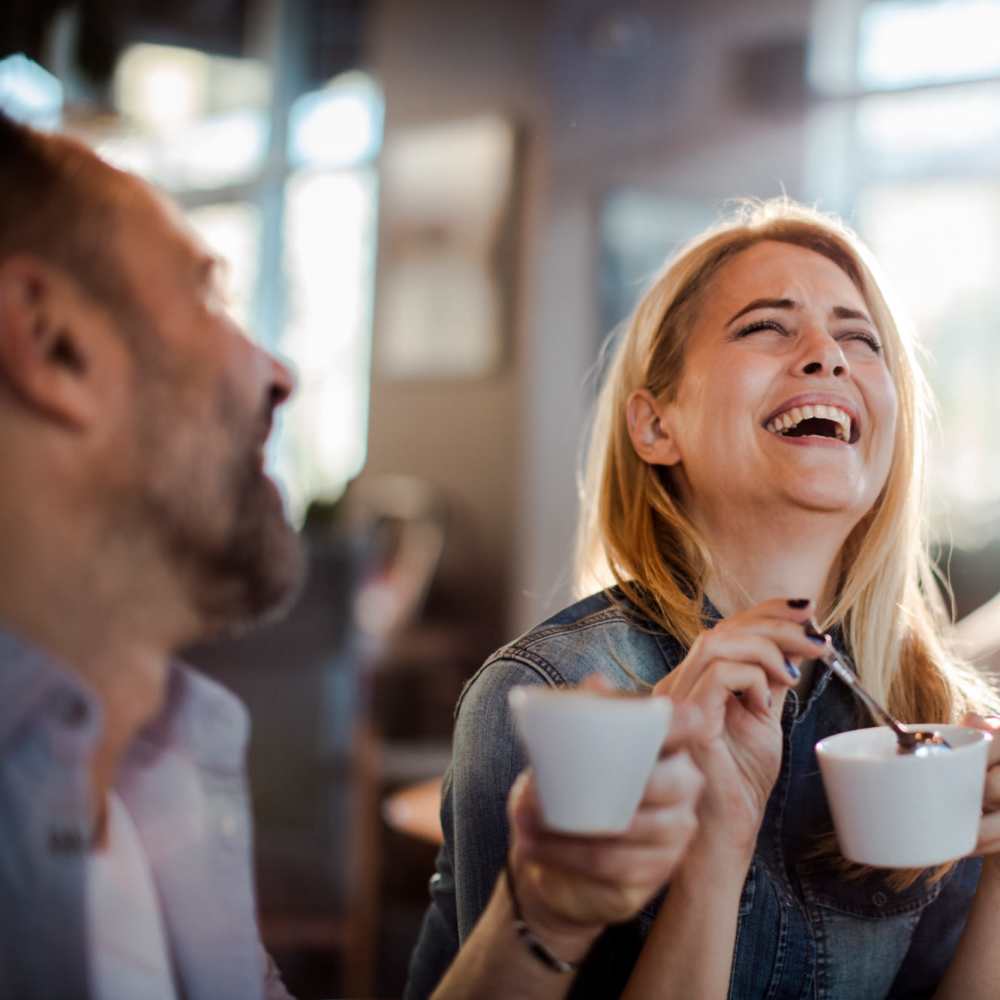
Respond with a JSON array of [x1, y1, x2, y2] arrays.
[[959, 714, 1000, 854], [688, 660, 775, 721], [508, 770, 545, 848], [520, 802, 699, 884], [733, 596, 816, 623], [660, 699, 705, 754], [976, 811, 1000, 855], [690, 630, 812, 688], [729, 618, 828, 663], [656, 597, 826, 700], [983, 766, 1000, 813], [640, 750, 704, 809], [577, 673, 615, 695], [963, 713, 1000, 765]]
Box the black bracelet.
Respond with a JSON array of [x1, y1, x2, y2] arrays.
[[504, 858, 580, 975]]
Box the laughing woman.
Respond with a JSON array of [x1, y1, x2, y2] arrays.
[[405, 199, 1000, 1000]]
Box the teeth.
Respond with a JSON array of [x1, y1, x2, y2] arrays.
[[765, 403, 853, 442]]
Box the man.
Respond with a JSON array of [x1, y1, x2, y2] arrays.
[[0, 112, 704, 999], [0, 110, 304, 999]]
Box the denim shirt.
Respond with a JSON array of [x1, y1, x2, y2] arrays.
[[406, 589, 981, 999], [0, 626, 292, 1000]]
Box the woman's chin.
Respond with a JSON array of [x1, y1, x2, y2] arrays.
[[778, 481, 875, 518]]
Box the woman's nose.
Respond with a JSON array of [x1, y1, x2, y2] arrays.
[[796, 327, 849, 379]]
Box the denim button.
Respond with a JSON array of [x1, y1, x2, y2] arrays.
[[60, 697, 89, 727], [872, 891, 887, 907]]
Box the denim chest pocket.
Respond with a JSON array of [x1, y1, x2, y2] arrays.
[[797, 858, 941, 920], [798, 860, 940, 1000]]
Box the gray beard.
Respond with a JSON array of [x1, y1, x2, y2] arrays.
[[132, 378, 306, 638], [197, 451, 307, 630]]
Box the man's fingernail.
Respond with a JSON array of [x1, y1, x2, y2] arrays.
[[785, 658, 801, 680], [787, 598, 811, 609]]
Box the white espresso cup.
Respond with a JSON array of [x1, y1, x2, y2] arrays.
[[508, 685, 672, 835], [816, 724, 991, 868]]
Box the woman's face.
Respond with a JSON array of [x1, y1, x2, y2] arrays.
[[655, 240, 898, 526]]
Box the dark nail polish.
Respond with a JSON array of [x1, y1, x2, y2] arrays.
[[787, 598, 810, 609], [803, 620, 825, 639], [785, 658, 801, 680]]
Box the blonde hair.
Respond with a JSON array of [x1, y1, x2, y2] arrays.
[[576, 199, 996, 884]]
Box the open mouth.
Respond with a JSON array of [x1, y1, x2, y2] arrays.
[[764, 404, 858, 444]]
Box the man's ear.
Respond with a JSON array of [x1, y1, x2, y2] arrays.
[[626, 388, 682, 467], [0, 254, 114, 428]]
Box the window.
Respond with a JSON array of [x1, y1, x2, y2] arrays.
[[77, 47, 384, 521], [809, 0, 1000, 544]]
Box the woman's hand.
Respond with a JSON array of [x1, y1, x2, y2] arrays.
[[652, 597, 823, 862], [962, 713, 1000, 875], [504, 684, 704, 959]]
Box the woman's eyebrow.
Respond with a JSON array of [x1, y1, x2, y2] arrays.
[[725, 299, 875, 327], [726, 297, 796, 325], [832, 305, 874, 325]]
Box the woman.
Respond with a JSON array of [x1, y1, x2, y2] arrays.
[[406, 198, 1000, 999]]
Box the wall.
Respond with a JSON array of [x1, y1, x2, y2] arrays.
[[364, 0, 546, 642]]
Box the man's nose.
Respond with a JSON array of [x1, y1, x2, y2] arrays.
[[265, 352, 295, 410]]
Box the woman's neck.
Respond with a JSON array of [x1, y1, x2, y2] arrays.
[[695, 506, 850, 622]]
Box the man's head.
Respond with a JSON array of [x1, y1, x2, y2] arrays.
[[0, 113, 305, 640]]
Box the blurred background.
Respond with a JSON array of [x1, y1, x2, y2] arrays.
[[3, 0, 1000, 995]]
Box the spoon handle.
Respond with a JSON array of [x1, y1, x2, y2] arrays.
[[810, 630, 907, 737]]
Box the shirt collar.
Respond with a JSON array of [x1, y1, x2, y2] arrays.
[[0, 625, 101, 750], [0, 623, 248, 771]]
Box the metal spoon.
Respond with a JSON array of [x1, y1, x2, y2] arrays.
[[806, 620, 951, 757]]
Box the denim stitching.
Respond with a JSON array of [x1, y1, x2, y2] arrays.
[[764, 895, 790, 1000], [453, 652, 570, 718]]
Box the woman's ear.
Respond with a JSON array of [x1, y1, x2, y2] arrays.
[[626, 388, 682, 467]]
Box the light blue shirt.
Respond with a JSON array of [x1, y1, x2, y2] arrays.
[[0, 626, 292, 1000]]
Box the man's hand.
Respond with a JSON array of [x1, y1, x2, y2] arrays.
[[504, 679, 704, 959]]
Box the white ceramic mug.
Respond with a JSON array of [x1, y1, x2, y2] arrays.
[[508, 685, 672, 835], [816, 724, 991, 867]]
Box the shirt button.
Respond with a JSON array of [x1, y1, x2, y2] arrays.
[[49, 827, 89, 853], [872, 891, 888, 907]]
